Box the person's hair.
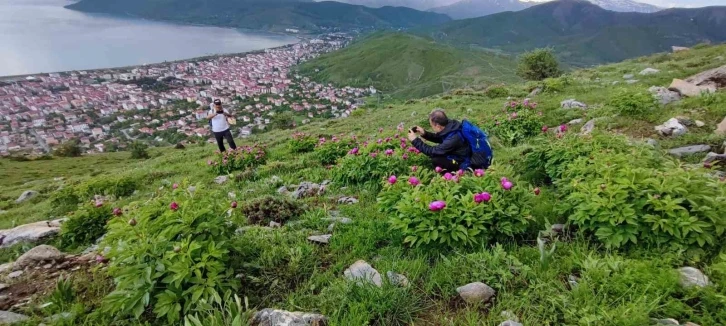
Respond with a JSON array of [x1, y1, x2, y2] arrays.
[[429, 109, 449, 127]]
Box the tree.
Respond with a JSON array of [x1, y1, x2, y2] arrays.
[[54, 139, 82, 157], [516, 48, 562, 81], [272, 111, 295, 130], [129, 141, 150, 159]]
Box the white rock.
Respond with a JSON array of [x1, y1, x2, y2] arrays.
[[269, 221, 281, 228], [501, 310, 519, 322], [626, 79, 639, 84], [640, 68, 660, 75], [386, 271, 409, 287], [0, 311, 29, 324], [656, 318, 680, 325], [0, 284, 7, 291], [655, 118, 687, 137], [694, 120, 705, 127], [623, 74, 635, 79], [327, 223, 335, 232], [13, 245, 65, 271], [669, 79, 713, 97], [338, 197, 358, 205], [716, 116, 726, 135], [679, 267, 710, 288], [214, 176, 228, 184], [568, 118, 583, 125], [456, 282, 496, 304], [344, 260, 382, 287], [15, 190, 38, 204], [251, 309, 327, 326], [649, 86, 681, 105], [668, 145, 711, 158], [7, 271, 23, 279], [0, 219, 66, 249], [580, 119, 596, 135], [307, 234, 332, 244], [228, 192, 236, 199], [561, 99, 588, 109]]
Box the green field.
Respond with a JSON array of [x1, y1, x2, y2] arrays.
[[1, 43, 726, 325]]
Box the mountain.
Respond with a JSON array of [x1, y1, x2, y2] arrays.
[[422, 0, 726, 65], [431, 0, 660, 19], [65, 0, 451, 32], [322, 0, 460, 11], [297, 32, 520, 98]]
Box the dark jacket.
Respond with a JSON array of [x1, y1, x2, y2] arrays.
[[412, 120, 470, 162]]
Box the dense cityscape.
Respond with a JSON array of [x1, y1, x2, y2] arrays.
[[0, 33, 374, 156]]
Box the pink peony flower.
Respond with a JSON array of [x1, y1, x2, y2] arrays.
[[402, 153, 409, 160], [388, 175, 397, 185], [95, 255, 109, 264], [511, 112, 518, 119], [429, 201, 446, 211], [231, 201, 238, 208], [95, 200, 104, 208], [559, 124, 568, 133], [408, 176, 420, 186], [502, 181, 513, 191], [534, 187, 541, 196], [170, 202, 179, 211], [435, 166, 443, 173], [474, 169, 485, 177], [377, 139, 383, 144], [385, 137, 391, 143], [172, 183, 178, 190], [113, 208, 123, 216], [541, 126, 548, 133], [349, 147, 359, 155], [379, 127, 384, 133], [411, 165, 418, 172], [480, 192, 492, 202], [370, 152, 378, 158], [443, 173, 454, 181], [384, 149, 394, 156]]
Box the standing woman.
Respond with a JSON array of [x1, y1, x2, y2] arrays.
[[207, 99, 237, 152]]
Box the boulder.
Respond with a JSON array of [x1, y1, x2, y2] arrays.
[[214, 176, 228, 184], [251, 309, 327, 326], [668, 145, 711, 158], [561, 99, 587, 109], [685, 64, 726, 91], [307, 234, 332, 245], [640, 68, 660, 75], [13, 245, 65, 271], [386, 271, 409, 287], [456, 282, 496, 304], [655, 118, 687, 137], [679, 267, 710, 288], [623, 74, 634, 80], [645, 138, 659, 147], [7, 271, 23, 279], [528, 87, 542, 97], [0, 311, 29, 324], [580, 119, 596, 135], [337, 197, 358, 205], [626, 79, 639, 84], [716, 116, 726, 135], [704, 152, 726, 164], [344, 260, 382, 287], [567, 118, 583, 125], [15, 190, 38, 204], [649, 86, 681, 105], [277, 186, 289, 194], [672, 46, 689, 52], [669, 79, 713, 97], [0, 219, 66, 248], [291, 182, 323, 199]]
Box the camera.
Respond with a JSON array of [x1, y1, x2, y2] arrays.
[[410, 126, 418, 133]]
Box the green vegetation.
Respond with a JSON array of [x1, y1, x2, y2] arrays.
[[129, 141, 150, 159], [298, 33, 520, 98], [1, 42, 726, 326], [516, 48, 562, 81], [54, 139, 82, 158]]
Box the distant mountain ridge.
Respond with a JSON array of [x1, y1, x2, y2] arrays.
[[322, 0, 460, 11], [422, 0, 726, 65], [432, 0, 660, 19], [65, 0, 451, 32]]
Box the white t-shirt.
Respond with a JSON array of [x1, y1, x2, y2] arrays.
[[209, 107, 230, 133]]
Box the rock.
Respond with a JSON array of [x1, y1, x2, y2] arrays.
[[685, 64, 726, 91], [501, 311, 519, 322], [623, 74, 634, 79], [214, 176, 228, 184], [0, 311, 29, 324], [694, 120, 705, 128], [269, 221, 281, 228], [456, 282, 496, 304], [45, 312, 73, 323], [668, 145, 711, 158], [322, 217, 352, 224], [679, 267, 710, 288], [640, 68, 660, 75], [0, 219, 65, 249], [13, 245, 64, 271], [561, 99, 587, 109], [0, 263, 12, 274], [551, 224, 566, 234], [291, 182, 323, 199], [7, 271, 23, 279], [344, 260, 382, 287], [174, 142, 185, 149], [669, 79, 713, 97], [499, 321, 523, 326], [0, 211, 5, 215], [327, 223, 335, 232], [568, 118, 583, 125], [649, 86, 681, 105], [580, 119, 596, 135], [277, 186, 289, 194], [15, 190, 38, 204], [645, 138, 659, 147], [626, 79, 639, 84], [337, 197, 358, 205], [684, 323, 701, 326], [655, 118, 688, 137], [386, 271, 409, 287], [675, 116, 694, 127], [0, 284, 7, 291], [716, 116, 726, 135], [672, 46, 690, 52], [655, 318, 680, 325], [251, 308, 327, 326], [187, 186, 196, 194], [307, 234, 332, 244], [321, 180, 331, 186], [528, 87, 542, 97], [704, 152, 726, 164], [568, 275, 580, 289]]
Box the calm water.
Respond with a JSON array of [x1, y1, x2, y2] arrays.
[[0, 0, 298, 76]]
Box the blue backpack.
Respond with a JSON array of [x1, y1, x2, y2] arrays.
[[457, 120, 493, 170]]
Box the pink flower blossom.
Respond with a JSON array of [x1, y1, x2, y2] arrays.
[[370, 152, 378, 158], [534, 187, 541, 196], [443, 173, 454, 181], [377, 139, 383, 144], [384, 149, 394, 156], [349, 147, 359, 155], [172, 183, 178, 190], [475, 192, 492, 203], [435, 166, 443, 173], [474, 169, 485, 177], [559, 124, 568, 133], [113, 208, 123, 216], [402, 153, 409, 160], [457, 170, 465, 177], [170, 202, 179, 211], [207, 160, 213, 165], [429, 201, 446, 211], [95, 200, 104, 208], [411, 165, 418, 172], [408, 177, 420, 186], [541, 125, 549, 133], [502, 181, 514, 191], [231, 201, 238, 208], [385, 137, 391, 143], [388, 175, 397, 184], [511, 112, 518, 119], [379, 128, 384, 133]]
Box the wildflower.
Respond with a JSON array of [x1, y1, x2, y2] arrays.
[[387, 175, 398, 185], [474, 192, 491, 203], [349, 147, 359, 155], [457, 169, 465, 177], [435, 166, 443, 173], [96, 255, 109, 264], [172, 183, 178, 190], [511, 112, 518, 119], [128, 218, 137, 226], [379, 127, 384, 133], [534, 187, 541, 196], [411, 165, 418, 172], [385, 137, 391, 143], [94, 200, 104, 208], [429, 201, 446, 211], [384, 149, 394, 156], [170, 202, 179, 211], [377, 139, 383, 144], [113, 208, 123, 216], [704, 162, 712, 169], [502, 181, 513, 191], [474, 169, 485, 177], [408, 176, 420, 186], [370, 152, 378, 158], [443, 173, 454, 181], [541, 125, 548, 133], [559, 124, 568, 133], [402, 153, 409, 160], [231, 201, 238, 208]]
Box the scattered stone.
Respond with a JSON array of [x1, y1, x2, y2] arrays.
[[307, 234, 332, 244], [42, 263, 53, 269], [45, 312, 73, 323], [344, 260, 382, 287], [640, 68, 660, 75], [649, 86, 681, 105], [679, 267, 710, 288], [13, 245, 65, 271], [568, 275, 580, 289], [568, 118, 583, 125], [187, 186, 196, 194], [386, 271, 409, 287], [456, 282, 496, 304], [655, 318, 680, 325], [668, 145, 711, 158], [685, 64, 726, 92], [322, 217, 352, 224], [15, 190, 38, 204], [321, 180, 331, 186], [675, 116, 694, 127], [704, 152, 726, 164], [228, 192, 236, 200], [551, 224, 566, 234], [672, 46, 689, 52], [277, 186, 289, 194], [716, 116, 726, 135], [0, 211, 5, 215], [501, 311, 519, 322], [0, 219, 66, 249], [214, 176, 229, 184], [580, 119, 596, 135], [561, 99, 588, 109], [528, 87, 542, 97], [0, 263, 12, 274], [612, 81, 620, 85], [694, 120, 705, 127], [327, 223, 335, 232], [499, 321, 523, 326], [338, 197, 358, 205], [269, 221, 281, 228], [7, 271, 23, 279], [0, 284, 7, 291], [174, 142, 185, 149], [645, 138, 659, 147], [669, 79, 713, 97], [291, 182, 324, 199], [626, 79, 639, 84], [623, 74, 634, 79], [251, 309, 327, 326], [0, 311, 29, 324], [655, 118, 688, 137]]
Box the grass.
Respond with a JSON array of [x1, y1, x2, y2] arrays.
[[2, 43, 726, 326]]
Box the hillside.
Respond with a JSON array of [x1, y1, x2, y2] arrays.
[[65, 0, 451, 32], [422, 0, 726, 66], [431, 0, 660, 19], [297, 33, 520, 98], [325, 0, 460, 10]]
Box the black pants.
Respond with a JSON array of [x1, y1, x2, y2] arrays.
[[214, 129, 237, 152], [431, 156, 461, 173]]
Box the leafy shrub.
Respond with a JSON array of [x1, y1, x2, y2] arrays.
[[54, 139, 82, 157], [609, 90, 655, 116], [288, 132, 316, 154], [272, 111, 295, 130], [50, 186, 81, 214], [77, 175, 139, 199], [208, 145, 267, 175], [333, 146, 426, 187], [101, 185, 237, 323], [484, 84, 509, 98], [484, 99, 542, 146], [379, 166, 535, 248], [350, 109, 365, 117], [59, 204, 113, 250], [129, 141, 150, 159], [241, 196, 305, 225], [516, 48, 562, 81], [543, 76, 568, 93], [313, 135, 356, 165]]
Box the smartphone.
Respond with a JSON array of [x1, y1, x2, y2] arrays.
[[410, 127, 417, 133]]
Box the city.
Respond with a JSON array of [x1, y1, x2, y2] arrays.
[[0, 33, 374, 156]]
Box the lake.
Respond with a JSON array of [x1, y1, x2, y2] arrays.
[[0, 0, 299, 76]]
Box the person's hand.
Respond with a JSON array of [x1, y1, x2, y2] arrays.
[[415, 126, 425, 136], [407, 130, 417, 142]]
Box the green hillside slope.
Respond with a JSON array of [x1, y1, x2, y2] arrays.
[[65, 0, 451, 32], [297, 33, 521, 98], [421, 0, 726, 66]]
